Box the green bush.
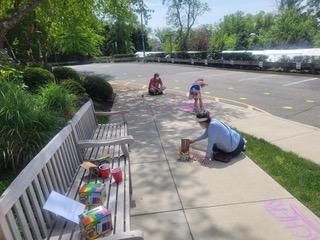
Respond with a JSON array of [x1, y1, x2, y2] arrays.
[[84, 75, 113, 102], [38, 83, 76, 117], [53, 67, 81, 83], [0, 81, 61, 170], [23, 67, 55, 90], [0, 50, 16, 67], [61, 79, 89, 102], [0, 65, 24, 84]]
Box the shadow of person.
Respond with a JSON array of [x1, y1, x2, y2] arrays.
[[193, 152, 246, 169]]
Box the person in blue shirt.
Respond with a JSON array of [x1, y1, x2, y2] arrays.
[[190, 110, 245, 163]]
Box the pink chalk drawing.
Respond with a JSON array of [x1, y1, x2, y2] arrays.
[[265, 200, 320, 240], [179, 103, 208, 112], [189, 150, 205, 161], [179, 103, 194, 112]]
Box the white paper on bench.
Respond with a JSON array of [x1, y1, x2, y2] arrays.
[[43, 191, 85, 224]]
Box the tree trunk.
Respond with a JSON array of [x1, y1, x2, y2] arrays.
[[0, 29, 6, 49], [0, 0, 42, 49]]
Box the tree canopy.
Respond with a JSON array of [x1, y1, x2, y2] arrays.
[[1, 0, 320, 61]]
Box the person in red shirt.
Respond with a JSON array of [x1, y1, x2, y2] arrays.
[[148, 73, 166, 95]]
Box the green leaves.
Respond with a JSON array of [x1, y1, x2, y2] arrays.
[[262, 9, 318, 48], [164, 0, 210, 50], [210, 8, 319, 50], [0, 80, 62, 169]]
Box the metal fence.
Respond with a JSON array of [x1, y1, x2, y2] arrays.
[[144, 56, 320, 74]]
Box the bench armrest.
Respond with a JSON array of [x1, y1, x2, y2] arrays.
[[78, 136, 134, 157], [77, 136, 134, 148]]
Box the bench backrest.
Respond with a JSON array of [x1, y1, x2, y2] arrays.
[[70, 99, 97, 143], [0, 125, 82, 240]]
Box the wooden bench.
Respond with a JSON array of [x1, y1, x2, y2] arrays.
[[70, 99, 130, 157], [0, 102, 143, 239], [69, 100, 133, 195]]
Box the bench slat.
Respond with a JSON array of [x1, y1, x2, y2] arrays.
[[27, 183, 49, 237], [107, 140, 118, 234], [50, 157, 66, 194], [115, 123, 126, 234], [53, 154, 68, 193], [66, 136, 81, 170], [93, 124, 107, 159], [36, 173, 54, 226], [46, 162, 61, 194], [124, 158, 130, 232], [48, 167, 86, 240], [6, 210, 21, 240], [87, 124, 103, 160], [14, 200, 33, 240], [99, 123, 112, 156], [115, 156, 126, 234], [21, 192, 43, 239], [38, 171, 50, 200], [60, 168, 86, 240], [58, 147, 73, 184]]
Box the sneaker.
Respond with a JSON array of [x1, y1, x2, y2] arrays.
[[242, 138, 247, 152]]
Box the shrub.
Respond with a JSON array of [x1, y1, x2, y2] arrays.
[[23, 67, 55, 90], [0, 65, 24, 84], [38, 83, 76, 117], [53, 67, 81, 83], [84, 75, 113, 102], [0, 50, 16, 67], [61, 79, 89, 102], [0, 81, 61, 170]]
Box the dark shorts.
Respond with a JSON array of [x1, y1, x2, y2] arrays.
[[212, 136, 245, 158], [189, 86, 201, 99]]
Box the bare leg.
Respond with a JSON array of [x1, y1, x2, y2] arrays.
[[199, 94, 203, 109], [194, 98, 198, 109]]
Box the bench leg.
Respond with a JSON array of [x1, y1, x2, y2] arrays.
[[129, 159, 133, 196], [121, 144, 130, 158]]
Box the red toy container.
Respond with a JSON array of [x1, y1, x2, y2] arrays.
[[111, 168, 122, 183], [99, 163, 110, 179]]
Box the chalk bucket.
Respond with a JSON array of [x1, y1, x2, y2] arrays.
[[111, 168, 123, 183], [99, 163, 110, 179]]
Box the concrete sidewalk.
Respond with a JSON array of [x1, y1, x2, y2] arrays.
[[111, 89, 320, 240], [111, 80, 320, 165]]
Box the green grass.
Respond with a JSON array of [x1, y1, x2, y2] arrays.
[[242, 132, 320, 217], [96, 115, 109, 124]]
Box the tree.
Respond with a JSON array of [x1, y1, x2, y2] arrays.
[[0, 0, 42, 48], [306, 0, 320, 19], [189, 25, 211, 51], [131, 27, 150, 52], [163, 0, 209, 50], [277, 0, 304, 10], [211, 11, 256, 50], [4, 0, 139, 62], [260, 9, 318, 48], [155, 27, 176, 52]]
